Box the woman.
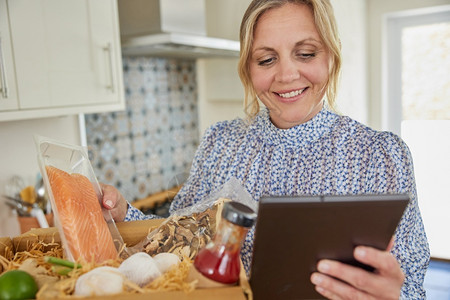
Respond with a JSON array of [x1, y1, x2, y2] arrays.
[[102, 0, 429, 298]]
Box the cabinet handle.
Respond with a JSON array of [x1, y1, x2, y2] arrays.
[[103, 43, 115, 93], [0, 37, 9, 98]]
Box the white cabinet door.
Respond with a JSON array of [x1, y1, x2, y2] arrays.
[[0, 0, 124, 121], [0, 0, 19, 112]]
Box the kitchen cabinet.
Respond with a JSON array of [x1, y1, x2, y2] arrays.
[[0, 0, 19, 112], [0, 0, 125, 122]]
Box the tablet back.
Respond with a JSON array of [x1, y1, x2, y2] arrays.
[[249, 194, 409, 300]]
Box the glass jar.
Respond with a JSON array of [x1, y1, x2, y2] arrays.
[[194, 201, 256, 284]]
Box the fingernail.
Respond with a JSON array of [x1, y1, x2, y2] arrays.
[[355, 247, 366, 258], [311, 273, 323, 285], [318, 261, 330, 272], [316, 286, 325, 293], [105, 200, 113, 209]]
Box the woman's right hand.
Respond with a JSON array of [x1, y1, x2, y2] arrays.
[[100, 183, 128, 222]]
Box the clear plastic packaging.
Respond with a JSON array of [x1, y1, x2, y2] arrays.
[[130, 177, 257, 261], [34, 135, 126, 262]]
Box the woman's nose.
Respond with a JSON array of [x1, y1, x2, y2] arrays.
[[275, 58, 300, 83]]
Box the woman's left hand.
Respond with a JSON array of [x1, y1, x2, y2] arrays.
[[310, 241, 404, 299], [100, 183, 128, 222]]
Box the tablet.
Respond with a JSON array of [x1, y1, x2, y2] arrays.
[[249, 194, 409, 300]]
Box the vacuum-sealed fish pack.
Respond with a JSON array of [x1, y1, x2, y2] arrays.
[[35, 135, 125, 263]]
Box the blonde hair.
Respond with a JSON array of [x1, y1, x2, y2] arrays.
[[238, 0, 341, 118]]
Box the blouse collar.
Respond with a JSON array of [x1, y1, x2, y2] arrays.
[[251, 106, 339, 148]]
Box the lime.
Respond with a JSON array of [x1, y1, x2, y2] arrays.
[[0, 270, 38, 300]]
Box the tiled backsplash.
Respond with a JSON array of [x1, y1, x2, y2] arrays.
[[85, 57, 199, 203]]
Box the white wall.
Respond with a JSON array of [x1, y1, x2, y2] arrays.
[[330, 0, 368, 124], [0, 116, 81, 237], [197, 0, 250, 135], [402, 121, 450, 259], [367, 0, 450, 130]]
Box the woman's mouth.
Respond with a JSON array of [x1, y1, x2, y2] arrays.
[[276, 88, 307, 101]]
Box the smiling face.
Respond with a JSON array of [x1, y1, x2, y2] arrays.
[[249, 3, 330, 129]]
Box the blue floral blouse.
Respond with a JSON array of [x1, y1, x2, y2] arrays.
[[125, 107, 429, 298]]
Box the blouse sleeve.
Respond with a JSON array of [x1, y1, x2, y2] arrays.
[[123, 202, 161, 221], [365, 131, 430, 299]]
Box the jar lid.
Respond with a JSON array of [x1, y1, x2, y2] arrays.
[[222, 201, 256, 228]]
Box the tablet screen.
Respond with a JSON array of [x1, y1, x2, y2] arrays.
[[249, 194, 409, 300]]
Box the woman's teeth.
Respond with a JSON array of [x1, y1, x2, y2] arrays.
[[278, 88, 305, 98]]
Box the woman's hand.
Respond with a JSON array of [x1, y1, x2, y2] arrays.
[[310, 239, 404, 299], [100, 183, 128, 222]]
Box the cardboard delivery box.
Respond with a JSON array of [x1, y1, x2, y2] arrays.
[[0, 219, 252, 300]]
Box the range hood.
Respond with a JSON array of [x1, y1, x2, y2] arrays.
[[117, 0, 240, 58]]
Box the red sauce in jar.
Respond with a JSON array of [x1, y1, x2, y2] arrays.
[[194, 244, 241, 284]]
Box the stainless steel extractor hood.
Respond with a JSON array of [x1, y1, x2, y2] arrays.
[[118, 0, 240, 58]]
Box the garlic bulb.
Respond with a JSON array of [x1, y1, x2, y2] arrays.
[[118, 252, 161, 287], [153, 252, 181, 274], [74, 266, 124, 296]]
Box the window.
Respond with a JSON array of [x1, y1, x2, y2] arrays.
[[383, 6, 450, 259]]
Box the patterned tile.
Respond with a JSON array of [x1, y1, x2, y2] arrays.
[[85, 57, 199, 203]]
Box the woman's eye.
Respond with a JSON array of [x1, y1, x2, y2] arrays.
[[297, 52, 316, 60], [257, 57, 276, 66]]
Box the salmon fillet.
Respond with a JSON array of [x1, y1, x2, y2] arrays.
[[46, 165, 117, 263]]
